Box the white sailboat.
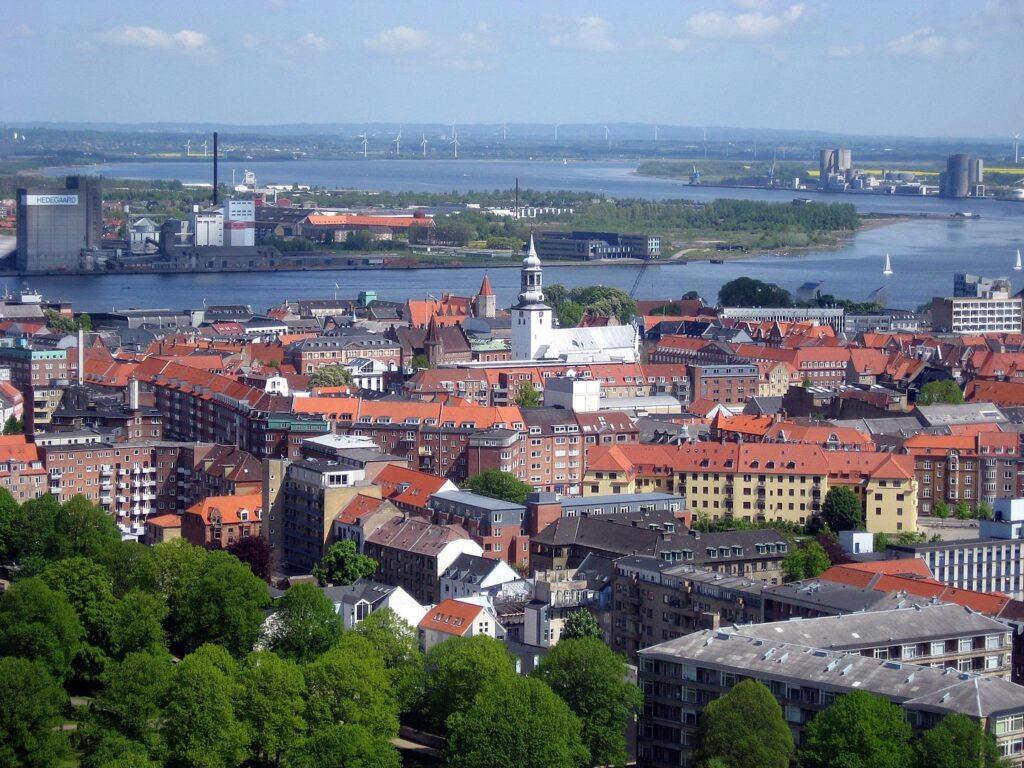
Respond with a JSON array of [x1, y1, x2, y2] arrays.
[[1015, 248, 1022, 271], [883, 253, 893, 276]]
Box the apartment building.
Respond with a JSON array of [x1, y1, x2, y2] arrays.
[[521, 406, 585, 494], [584, 443, 918, 534], [181, 494, 262, 550], [0, 435, 47, 502], [888, 537, 1024, 600], [637, 627, 1024, 768], [284, 333, 401, 374], [932, 295, 1024, 334], [902, 431, 1018, 515], [688, 364, 759, 407], [427, 490, 529, 567]]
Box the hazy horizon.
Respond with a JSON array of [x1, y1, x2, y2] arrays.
[[3, 1, 1023, 140]]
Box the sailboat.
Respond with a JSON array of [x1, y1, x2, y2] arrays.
[[883, 253, 893, 276], [1015, 248, 1022, 272]]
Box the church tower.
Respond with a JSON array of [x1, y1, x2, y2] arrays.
[[475, 274, 496, 319], [511, 234, 553, 360]]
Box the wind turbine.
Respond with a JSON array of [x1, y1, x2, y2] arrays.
[[654, 125, 659, 142], [554, 123, 560, 141], [393, 129, 402, 156], [185, 139, 191, 157], [420, 134, 428, 157], [202, 139, 208, 158], [502, 122, 507, 141], [359, 134, 368, 158], [603, 125, 609, 142], [450, 129, 460, 159], [1015, 132, 1021, 165]]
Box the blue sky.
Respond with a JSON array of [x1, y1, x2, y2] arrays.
[[4, 0, 1023, 138]]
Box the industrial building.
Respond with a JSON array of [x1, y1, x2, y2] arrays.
[[940, 153, 985, 198], [818, 147, 853, 190], [15, 176, 102, 271], [534, 230, 661, 261]]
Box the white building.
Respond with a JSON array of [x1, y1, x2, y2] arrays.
[[323, 579, 427, 631], [191, 206, 223, 247], [223, 199, 255, 247], [510, 236, 638, 363], [418, 597, 504, 652]]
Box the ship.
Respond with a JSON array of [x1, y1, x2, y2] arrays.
[[1015, 249, 1022, 272], [883, 253, 893, 276]]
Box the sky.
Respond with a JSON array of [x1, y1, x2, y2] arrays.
[[3, 0, 1023, 138]]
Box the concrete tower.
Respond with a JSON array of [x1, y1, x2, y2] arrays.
[[511, 235, 552, 360]]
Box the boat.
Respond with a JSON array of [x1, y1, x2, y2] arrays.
[[710, 258, 724, 264], [883, 253, 893, 276], [1015, 249, 1022, 272]]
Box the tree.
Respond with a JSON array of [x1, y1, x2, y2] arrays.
[[975, 502, 994, 521], [801, 691, 914, 768], [956, 500, 971, 520], [309, 365, 354, 388], [515, 381, 542, 407], [782, 541, 831, 582], [933, 500, 950, 519], [236, 651, 307, 768], [108, 590, 168, 659], [163, 645, 249, 768], [54, 495, 122, 561], [0, 576, 83, 681], [175, 550, 269, 656], [409, 353, 432, 370], [96, 540, 158, 597], [446, 675, 588, 768], [918, 379, 964, 406], [0, 487, 19, 562], [0, 657, 70, 768], [43, 556, 118, 681], [152, 539, 209, 645], [269, 583, 344, 663], [354, 608, 425, 714], [3, 415, 23, 434], [227, 536, 272, 580], [303, 633, 399, 740], [90, 651, 173, 745], [421, 635, 517, 733], [561, 608, 603, 641], [822, 486, 863, 531], [718, 277, 792, 308], [461, 469, 532, 505], [312, 540, 377, 587], [290, 724, 400, 768], [533, 637, 642, 767], [917, 713, 1003, 768], [694, 679, 794, 768], [558, 300, 584, 328]]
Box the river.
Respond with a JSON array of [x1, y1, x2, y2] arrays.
[[28, 159, 1024, 314]]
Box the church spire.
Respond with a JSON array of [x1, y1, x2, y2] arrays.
[[517, 234, 545, 306]]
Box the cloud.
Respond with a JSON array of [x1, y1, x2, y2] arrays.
[[364, 26, 433, 54], [687, 4, 804, 39], [828, 42, 865, 58], [297, 32, 328, 51], [549, 16, 616, 52], [97, 25, 210, 53], [886, 28, 975, 56], [363, 23, 492, 70], [663, 36, 692, 52]]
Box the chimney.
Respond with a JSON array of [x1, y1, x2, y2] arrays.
[[129, 378, 140, 411], [77, 327, 84, 385], [212, 132, 219, 206]]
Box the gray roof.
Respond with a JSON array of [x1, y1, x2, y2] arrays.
[[764, 579, 936, 614], [442, 553, 506, 584], [741, 603, 1012, 650], [430, 490, 526, 512], [322, 579, 397, 606], [560, 493, 684, 510], [640, 628, 1024, 720], [915, 402, 1007, 427]]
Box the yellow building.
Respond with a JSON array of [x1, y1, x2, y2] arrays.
[[585, 443, 917, 534]]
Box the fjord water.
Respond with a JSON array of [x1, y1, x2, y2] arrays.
[[34, 159, 1024, 313]]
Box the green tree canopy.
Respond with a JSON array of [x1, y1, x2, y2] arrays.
[[269, 583, 344, 663], [461, 469, 532, 505], [108, 589, 168, 660], [543, 283, 638, 324], [303, 633, 399, 740], [558, 300, 585, 328], [933, 500, 950, 519], [917, 713, 1003, 768], [822, 486, 863, 531], [446, 675, 588, 768], [694, 679, 794, 768], [421, 634, 518, 733], [561, 608, 604, 641], [918, 379, 965, 406], [718, 277, 792, 308], [975, 502, 994, 521], [309, 365, 355, 388], [163, 644, 249, 768], [311, 540, 378, 587], [956, 500, 971, 520], [91, 650, 174, 746], [236, 651, 307, 767], [174, 549, 269, 656], [54, 495, 122, 560], [226, 536, 272, 581], [782, 541, 832, 583], [354, 608, 425, 714], [532, 637, 642, 767], [515, 381, 542, 407], [801, 690, 914, 768], [0, 576, 83, 681], [289, 724, 401, 768], [0, 657, 70, 768]]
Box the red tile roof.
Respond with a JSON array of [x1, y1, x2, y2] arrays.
[[185, 494, 262, 526], [417, 598, 485, 637]]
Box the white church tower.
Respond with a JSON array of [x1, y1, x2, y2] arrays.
[[511, 235, 553, 360]]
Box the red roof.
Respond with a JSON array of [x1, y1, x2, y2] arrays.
[[306, 214, 432, 229], [185, 494, 262, 526], [478, 275, 494, 296], [335, 493, 387, 525], [418, 598, 485, 637], [145, 513, 182, 529]]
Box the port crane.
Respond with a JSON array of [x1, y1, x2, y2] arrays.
[[690, 164, 701, 185]]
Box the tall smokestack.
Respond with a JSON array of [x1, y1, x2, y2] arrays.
[[212, 132, 219, 206], [77, 328, 84, 385]]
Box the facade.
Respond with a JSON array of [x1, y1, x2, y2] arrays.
[[0, 435, 47, 502], [16, 176, 102, 271], [181, 493, 262, 550], [637, 627, 1024, 768], [427, 490, 529, 567], [719, 307, 845, 333], [932, 295, 1023, 334], [418, 598, 503, 652], [888, 537, 1024, 599], [688, 364, 759, 407], [321, 579, 426, 631], [363, 516, 483, 604], [439, 553, 522, 600]]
